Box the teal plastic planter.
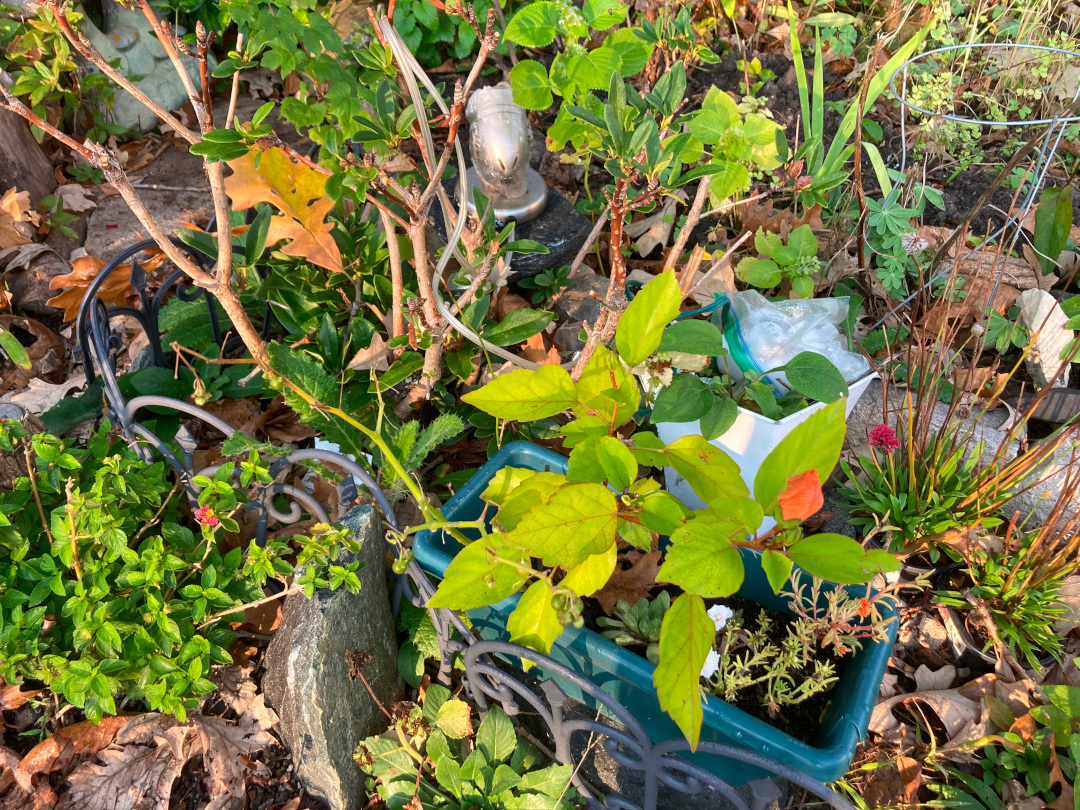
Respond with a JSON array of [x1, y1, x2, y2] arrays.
[[414, 441, 896, 784]]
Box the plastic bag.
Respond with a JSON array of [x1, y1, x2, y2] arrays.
[[716, 291, 871, 395]]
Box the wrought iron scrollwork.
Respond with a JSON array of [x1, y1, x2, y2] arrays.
[[78, 240, 853, 810]]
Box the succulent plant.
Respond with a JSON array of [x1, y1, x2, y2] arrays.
[[596, 591, 671, 665]]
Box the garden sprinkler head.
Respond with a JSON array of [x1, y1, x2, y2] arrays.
[[464, 83, 548, 225]]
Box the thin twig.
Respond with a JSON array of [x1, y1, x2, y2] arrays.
[[24, 443, 54, 548], [662, 175, 710, 272], [226, 33, 244, 128]]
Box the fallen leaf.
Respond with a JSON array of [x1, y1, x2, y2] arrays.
[[46, 255, 134, 323], [521, 332, 560, 365], [225, 148, 343, 274], [0, 316, 66, 392], [594, 550, 663, 614], [347, 332, 390, 372], [0, 375, 86, 415], [0, 188, 33, 249], [194, 712, 275, 802], [0, 243, 57, 272], [914, 664, 957, 691], [19, 715, 134, 778], [862, 755, 922, 807], [55, 184, 98, 213], [1, 782, 56, 809], [253, 397, 317, 444], [495, 292, 529, 320]]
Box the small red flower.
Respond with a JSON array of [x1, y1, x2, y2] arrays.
[[194, 505, 219, 527], [777, 470, 824, 523], [857, 597, 872, 618], [868, 424, 900, 451]]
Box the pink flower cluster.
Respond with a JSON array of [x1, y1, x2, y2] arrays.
[[868, 424, 899, 451], [194, 505, 220, 527]]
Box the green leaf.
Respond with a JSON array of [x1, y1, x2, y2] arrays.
[[781, 352, 848, 403], [509, 60, 556, 111], [0, 327, 30, 370], [462, 365, 577, 422], [476, 704, 517, 764], [508, 483, 618, 567], [508, 580, 563, 660], [604, 28, 652, 76], [688, 109, 728, 145], [788, 533, 895, 583], [503, 2, 560, 47], [1042, 685, 1080, 719], [638, 490, 690, 535], [639, 434, 748, 504], [436, 756, 464, 799], [568, 438, 608, 484], [435, 698, 474, 739], [617, 270, 682, 367], [566, 47, 623, 92], [583, 0, 627, 29], [787, 224, 819, 258], [699, 395, 738, 441], [650, 374, 713, 424], [760, 549, 793, 593], [658, 320, 724, 355], [484, 309, 555, 347], [427, 535, 530, 609], [560, 542, 617, 596], [706, 160, 749, 204], [1034, 187, 1073, 275], [518, 763, 574, 798], [735, 257, 781, 288], [654, 594, 713, 749], [658, 517, 745, 597], [596, 436, 638, 490], [572, 344, 639, 427], [753, 399, 844, 512]]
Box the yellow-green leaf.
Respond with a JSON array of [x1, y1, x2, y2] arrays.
[[561, 542, 617, 596], [654, 593, 713, 749], [616, 270, 682, 367], [508, 581, 563, 667], [462, 365, 577, 422], [753, 400, 845, 512], [657, 517, 745, 597], [665, 435, 748, 503], [508, 483, 618, 567], [428, 535, 529, 610]]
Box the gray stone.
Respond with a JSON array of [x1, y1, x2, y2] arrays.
[[1017, 289, 1074, 389], [1003, 437, 1080, 527], [553, 271, 609, 327], [264, 504, 400, 810], [845, 379, 1020, 468], [80, 0, 212, 133], [504, 187, 592, 278]]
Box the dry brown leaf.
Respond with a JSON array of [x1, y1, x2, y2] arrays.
[[0, 317, 65, 392], [46, 255, 134, 323], [594, 550, 663, 614], [862, 755, 922, 807], [521, 333, 560, 365], [0, 685, 40, 714], [194, 712, 275, 802], [0, 188, 33, 249], [224, 148, 342, 274], [1, 782, 57, 810], [19, 715, 134, 778], [0, 745, 28, 794], [55, 184, 98, 214], [347, 332, 390, 372], [253, 397, 318, 444], [914, 664, 956, 691], [495, 292, 529, 320]]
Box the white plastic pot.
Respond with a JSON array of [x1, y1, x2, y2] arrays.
[[655, 373, 878, 532]]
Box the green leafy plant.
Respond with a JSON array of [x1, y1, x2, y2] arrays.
[[393, 0, 495, 67], [422, 271, 899, 748], [0, 419, 360, 722], [517, 265, 572, 306], [703, 573, 899, 717], [356, 692, 579, 809], [984, 306, 1029, 353], [596, 591, 670, 664], [735, 225, 821, 298], [1033, 186, 1074, 276]]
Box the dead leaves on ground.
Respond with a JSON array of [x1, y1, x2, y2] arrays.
[[224, 147, 343, 274], [0, 670, 277, 810], [45, 251, 166, 323], [0, 188, 36, 250], [594, 550, 663, 614]]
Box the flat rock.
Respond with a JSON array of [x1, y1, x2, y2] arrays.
[[264, 504, 400, 810], [504, 187, 592, 278], [553, 271, 609, 327], [1017, 288, 1073, 389]]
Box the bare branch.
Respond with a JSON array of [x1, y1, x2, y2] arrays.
[[42, 0, 199, 144], [662, 175, 709, 272], [196, 21, 215, 131], [225, 32, 244, 128], [135, 0, 207, 128]]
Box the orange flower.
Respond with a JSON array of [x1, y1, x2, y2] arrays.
[[777, 470, 823, 523], [857, 598, 872, 618]]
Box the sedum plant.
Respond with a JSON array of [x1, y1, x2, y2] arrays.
[[597, 591, 670, 665], [424, 271, 899, 747]]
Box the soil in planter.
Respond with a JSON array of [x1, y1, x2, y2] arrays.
[[584, 591, 851, 745]]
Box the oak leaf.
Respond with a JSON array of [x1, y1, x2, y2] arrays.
[[46, 251, 165, 323], [594, 550, 663, 614], [0, 188, 34, 250], [224, 148, 343, 274]]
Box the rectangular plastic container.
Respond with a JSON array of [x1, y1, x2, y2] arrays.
[[413, 441, 895, 784], [655, 374, 877, 528]]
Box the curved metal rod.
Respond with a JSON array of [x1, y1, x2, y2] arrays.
[[463, 639, 854, 810]]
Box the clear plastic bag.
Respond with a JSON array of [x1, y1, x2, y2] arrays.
[[717, 291, 871, 394]]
